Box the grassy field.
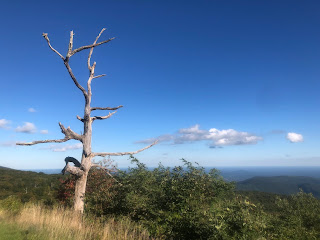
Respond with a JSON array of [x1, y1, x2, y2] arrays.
[[0, 205, 155, 240], [0, 222, 37, 240]]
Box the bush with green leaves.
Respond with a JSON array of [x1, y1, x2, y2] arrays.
[[58, 158, 269, 239], [57, 168, 117, 218], [57, 158, 320, 239], [0, 196, 23, 214], [268, 190, 320, 239], [115, 158, 234, 238]]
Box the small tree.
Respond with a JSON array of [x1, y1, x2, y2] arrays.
[[17, 29, 157, 213]]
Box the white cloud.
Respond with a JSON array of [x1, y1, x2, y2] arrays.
[[206, 128, 262, 146], [287, 132, 304, 143], [137, 124, 263, 147], [175, 124, 208, 143], [40, 130, 49, 134], [0, 119, 10, 129], [28, 108, 37, 113], [48, 143, 83, 152], [15, 122, 37, 134]]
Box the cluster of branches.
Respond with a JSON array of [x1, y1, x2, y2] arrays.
[[16, 29, 157, 176]]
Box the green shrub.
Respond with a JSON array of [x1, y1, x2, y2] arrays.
[[269, 190, 320, 239], [0, 196, 23, 214], [57, 158, 320, 239]]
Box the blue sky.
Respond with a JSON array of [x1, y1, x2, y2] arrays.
[[0, 0, 319, 169]]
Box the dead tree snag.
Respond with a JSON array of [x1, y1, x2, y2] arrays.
[[17, 29, 157, 213]]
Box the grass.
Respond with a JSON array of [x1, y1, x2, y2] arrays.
[[0, 205, 155, 240], [0, 222, 31, 240]]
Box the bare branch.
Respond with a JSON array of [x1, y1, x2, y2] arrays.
[[88, 28, 106, 70], [71, 37, 115, 57], [91, 163, 116, 172], [64, 163, 85, 177], [59, 122, 83, 141], [16, 138, 70, 146], [91, 105, 123, 111], [42, 33, 65, 60], [77, 115, 84, 122], [93, 74, 106, 79], [16, 122, 83, 146], [92, 111, 116, 121], [86, 29, 109, 96], [67, 30, 74, 57], [91, 163, 121, 184], [93, 141, 158, 157], [42, 31, 87, 99], [64, 60, 88, 98]]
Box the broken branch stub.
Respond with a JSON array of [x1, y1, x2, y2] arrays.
[[64, 163, 85, 177]]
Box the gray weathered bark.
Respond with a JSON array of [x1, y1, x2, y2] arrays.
[[17, 29, 157, 213]]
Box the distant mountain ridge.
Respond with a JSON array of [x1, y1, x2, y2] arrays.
[[237, 176, 320, 198], [219, 166, 320, 181], [2, 166, 320, 201], [0, 166, 63, 201], [0, 166, 14, 170]]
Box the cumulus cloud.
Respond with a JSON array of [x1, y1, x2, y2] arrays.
[[15, 122, 37, 133], [287, 132, 304, 143], [137, 124, 263, 148], [207, 128, 262, 147], [47, 143, 83, 152], [28, 108, 37, 113], [0, 119, 11, 129], [40, 130, 49, 134]]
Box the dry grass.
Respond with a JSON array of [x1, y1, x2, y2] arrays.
[[0, 205, 155, 240]]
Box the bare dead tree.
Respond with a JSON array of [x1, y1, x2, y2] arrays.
[[17, 29, 157, 213]]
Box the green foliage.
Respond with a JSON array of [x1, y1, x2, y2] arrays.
[[116, 158, 238, 239], [269, 190, 320, 239], [57, 157, 268, 239], [0, 222, 30, 240], [0, 221, 50, 240], [84, 168, 119, 217], [208, 197, 267, 240], [3, 162, 320, 239], [56, 168, 119, 217], [0, 168, 62, 205], [56, 176, 76, 207], [237, 191, 289, 213], [0, 196, 23, 214]]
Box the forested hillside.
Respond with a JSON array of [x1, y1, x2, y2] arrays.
[[0, 166, 63, 203]]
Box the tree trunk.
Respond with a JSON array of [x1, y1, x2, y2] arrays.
[[74, 153, 92, 213], [74, 171, 88, 213], [74, 101, 92, 213]]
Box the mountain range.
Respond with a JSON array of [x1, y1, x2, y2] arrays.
[[237, 176, 320, 198]]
